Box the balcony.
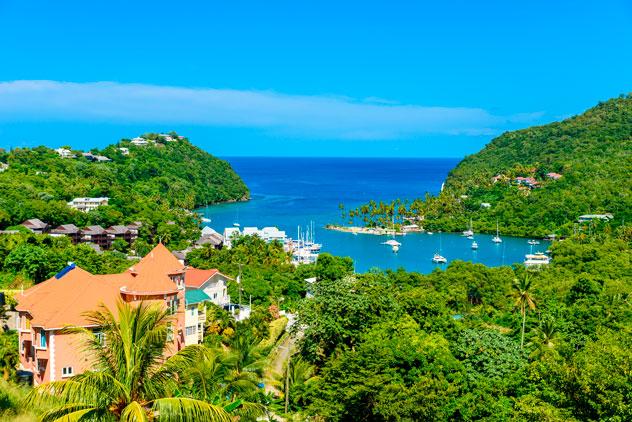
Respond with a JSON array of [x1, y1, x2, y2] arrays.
[[34, 346, 49, 360]]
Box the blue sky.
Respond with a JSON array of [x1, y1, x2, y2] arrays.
[[0, 0, 631, 157]]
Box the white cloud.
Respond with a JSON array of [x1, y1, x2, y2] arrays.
[[0, 80, 542, 139]]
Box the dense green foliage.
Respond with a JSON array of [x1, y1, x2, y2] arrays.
[[345, 95, 632, 237], [294, 231, 632, 420], [0, 134, 249, 248]]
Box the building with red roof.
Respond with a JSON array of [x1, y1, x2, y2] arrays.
[[15, 243, 229, 386]]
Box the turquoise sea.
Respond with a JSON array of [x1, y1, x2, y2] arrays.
[[198, 157, 550, 273]]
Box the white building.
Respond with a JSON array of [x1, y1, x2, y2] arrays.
[[54, 148, 75, 158], [118, 147, 129, 155], [183, 268, 232, 345], [0, 162, 8, 172], [183, 289, 209, 346], [223, 227, 241, 248], [130, 137, 149, 146], [67, 197, 109, 212]]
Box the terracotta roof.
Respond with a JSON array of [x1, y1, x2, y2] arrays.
[[15, 266, 125, 329], [121, 243, 182, 294], [15, 244, 184, 328], [185, 268, 220, 289]]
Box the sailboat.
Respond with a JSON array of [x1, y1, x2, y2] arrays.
[[492, 220, 502, 243], [432, 233, 447, 263], [462, 218, 474, 237], [528, 239, 540, 245]]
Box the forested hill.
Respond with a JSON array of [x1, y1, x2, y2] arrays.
[[0, 134, 249, 246], [426, 95, 632, 236]]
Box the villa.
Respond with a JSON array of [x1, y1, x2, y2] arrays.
[[67, 197, 109, 212], [577, 213, 613, 223], [0, 162, 8, 172], [15, 243, 230, 386], [546, 172, 562, 180], [131, 137, 150, 146], [21, 219, 49, 234], [54, 148, 76, 159], [50, 224, 81, 244]]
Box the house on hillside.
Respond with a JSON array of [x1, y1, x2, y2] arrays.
[[0, 162, 8, 172], [105, 225, 137, 244], [514, 176, 539, 189], [21, 219, 49, 234], [15, 243, 228, 385], [81, 226, 111, 249], [577, 214, 613, 223], [50, 224, 81, 244], [67, 197, 109, 212], [546, 172, 562, 180], [54, 148, 75, 159], [130, 137, 148, 146], [184, 268, 231, 308], [196, 226, 224, 249]]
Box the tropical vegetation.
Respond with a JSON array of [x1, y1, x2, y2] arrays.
[[0, 133, 249, 249]]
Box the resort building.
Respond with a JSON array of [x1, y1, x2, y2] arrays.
[[82, 152, 111, 162], [105, 225, 137, 244], [0, 162, 8, 172], [67, 197, 109, 212], [50, 224, 81, 244], [15, 244, 228, 386], [54, 148, 75, 159], [223, 227, 241, 248], [118, 147, 129, 155], [577, 213, 613, 223], [21, 219, 49, 234], [131, 137, 150, 146], [81, 226, 111, 249], [196, 226, 224, 249], [185, 268, 231, 308]]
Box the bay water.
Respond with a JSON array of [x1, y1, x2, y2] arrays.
[[199, 157, 549, 273]]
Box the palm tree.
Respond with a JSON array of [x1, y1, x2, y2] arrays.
[[512, 273, 536, 349], [281, 355, 316, 413], [25, 300, 231, 421], [527, 316, 560, 359], [0, 331, 18, 380]]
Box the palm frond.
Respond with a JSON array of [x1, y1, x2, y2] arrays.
[[151, 397, 231, 422], [120, 401, 150, 422]]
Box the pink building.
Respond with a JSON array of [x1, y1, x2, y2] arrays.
[[14, 243, 214, 386]]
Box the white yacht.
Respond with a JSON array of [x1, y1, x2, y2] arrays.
[[432, 253, 447, 264], [463, 218, 474, 237], [528, 239, 540, 245], [471, 241, 478, 250]]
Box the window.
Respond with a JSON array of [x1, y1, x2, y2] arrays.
[[26, 318, 31, 329], [167, 298, 178, 314], [185, 326, 196, 336], [39, 330, 46, 348], [166, 324, 174, 342], [94, 331, 106, 346], [62, 367, 74, 377]]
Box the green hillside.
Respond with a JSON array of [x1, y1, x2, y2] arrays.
[[432, 95, 631, 236], [0, 134, 249, 246], [346, 95, 632, 238]]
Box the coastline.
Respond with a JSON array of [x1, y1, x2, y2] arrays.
[[325, 224, 423, 236]]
